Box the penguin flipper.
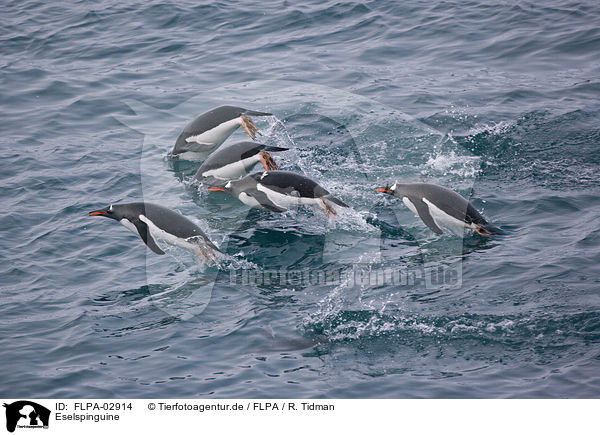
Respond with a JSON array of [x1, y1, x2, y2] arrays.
[[133, 220, 165, 255], [251, 191, 287, 213], [411, 198, 444, 235]]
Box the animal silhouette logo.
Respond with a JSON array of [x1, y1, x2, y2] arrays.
[[3, 401, 50, 433]]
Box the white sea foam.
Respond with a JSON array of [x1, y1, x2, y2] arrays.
[[423, 150, 482, 178]]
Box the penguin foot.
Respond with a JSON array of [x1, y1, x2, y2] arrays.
[[320, 198, 337, 218], [260, 152, 279, 170], [474, 225, 492, 236], [194, 246, 210, 263], [241, 115, 261, 139], [194, 244, 218, 264]]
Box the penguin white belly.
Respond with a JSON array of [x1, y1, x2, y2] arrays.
[[139, 215, 201, 252], [257, 184, 321, 209], [186, 117, 242, 147], [422, 198, 473, 235], [176, 151, 208, 161], [202, 154, 261, 180]]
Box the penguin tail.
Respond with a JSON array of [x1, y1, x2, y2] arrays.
[[474, 223, 504, 236], [260, 151, 280, 171], [263, 145, 289, 152], [325, 195, 349, 208], [243, 110, 272, 117], [206, 240, 223, 255], [197, 234, 223, 255]]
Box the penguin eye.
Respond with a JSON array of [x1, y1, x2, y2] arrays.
[[108, 204, 114, 213]]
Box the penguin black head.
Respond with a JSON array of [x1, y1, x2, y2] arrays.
[[376, 183, 397, 195], [89, 204, 125, 221], [207, 180, 234, 196], [207, 177, 256, 198]]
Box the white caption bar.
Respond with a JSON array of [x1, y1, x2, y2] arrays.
[[0, 399, 597, 434]]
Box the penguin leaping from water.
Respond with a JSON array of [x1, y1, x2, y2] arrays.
[[172, 105, 272, 159], [194, 141, 288, 183], [89, 202, 221, 262], [376, 183, 502, 236], [208, 170, 349, 217]]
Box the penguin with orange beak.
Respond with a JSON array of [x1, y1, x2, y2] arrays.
[[172, 105, 272, 159], [194, 141, 288, 183], [209, 171, 348, 217], [376, 183, 502, 236], [89, 202, 220, 262]]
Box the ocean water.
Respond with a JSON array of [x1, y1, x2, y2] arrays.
[[1, 0, 600, 398]]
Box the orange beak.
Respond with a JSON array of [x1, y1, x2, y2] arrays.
[[376, 187, 390, 193], [89, 210, 107, 216], [208, 186, 226, 192]]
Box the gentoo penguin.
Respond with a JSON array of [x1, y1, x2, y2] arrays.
[[89, 202, 221, 262], [376, 183, 502, 236], [194, 141, 288, 183], [208, 170, 349, 217], [172, 105, 272, 159]]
